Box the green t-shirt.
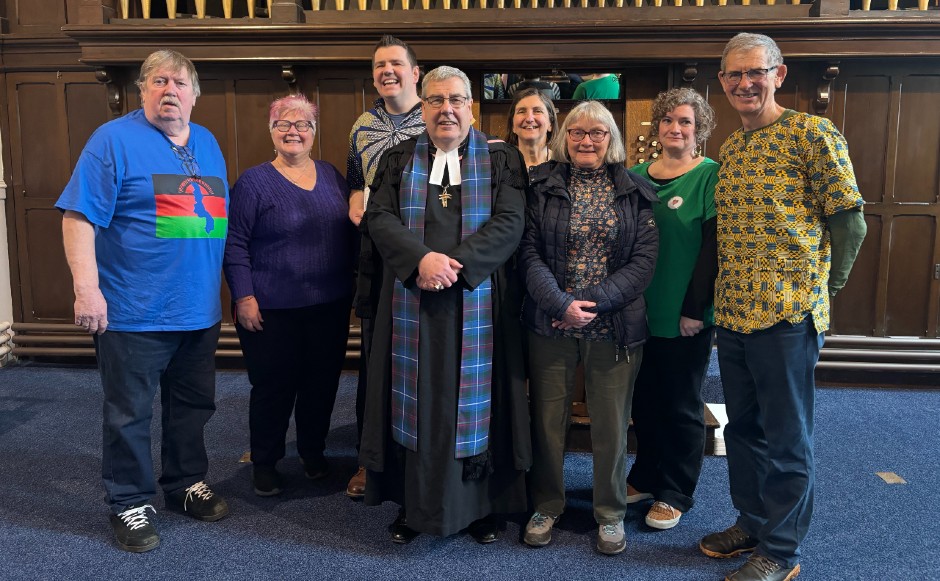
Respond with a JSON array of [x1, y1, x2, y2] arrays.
[[572, 75, 620, 100], [631, 158, 718, 338]]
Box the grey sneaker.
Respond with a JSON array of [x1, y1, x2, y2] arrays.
[[596, 521, 626, 555], [523, 512, 557, 547]]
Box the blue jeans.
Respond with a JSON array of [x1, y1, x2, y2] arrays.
[[717, 317, 824, 568], [94, 323, 220, 512]]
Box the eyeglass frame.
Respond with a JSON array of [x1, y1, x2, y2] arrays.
[[169, 144, 201, 178], [719, 66, 779, 85], [423, 95, 470, 110], [271, 120, 315, 133], [566, 128, 610, 143]]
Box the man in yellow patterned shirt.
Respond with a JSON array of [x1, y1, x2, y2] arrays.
[[698, 33, 867, 581]]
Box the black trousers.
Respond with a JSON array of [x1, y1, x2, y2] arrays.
[[235, 298, 351, 467], [354, 316, 374, 451], [627, 330, 714, 512]]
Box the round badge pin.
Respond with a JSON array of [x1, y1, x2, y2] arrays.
[[667, 196, 683, 210]]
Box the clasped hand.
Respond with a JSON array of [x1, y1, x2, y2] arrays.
[[552, 300, 597, 330], [417, 252, 463, 292]]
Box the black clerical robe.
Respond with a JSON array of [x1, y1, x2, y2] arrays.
[[359, 136, 531, 536]]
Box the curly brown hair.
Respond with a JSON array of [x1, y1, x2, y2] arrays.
[[648, 87, 716, 149]]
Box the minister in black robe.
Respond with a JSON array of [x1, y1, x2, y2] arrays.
[[359, 66, 531, 542]]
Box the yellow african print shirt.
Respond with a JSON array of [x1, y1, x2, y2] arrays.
[[714, 111, 864, 334]]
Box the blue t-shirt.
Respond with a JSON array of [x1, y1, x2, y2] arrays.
[[56, 109, 229, 332]]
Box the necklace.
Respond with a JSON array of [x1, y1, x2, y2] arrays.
[[275, 158, 314, 188]]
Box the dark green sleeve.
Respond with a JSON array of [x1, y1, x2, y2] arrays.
[[828, 207, 867, 297]]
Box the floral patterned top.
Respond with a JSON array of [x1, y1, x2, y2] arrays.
[[564, 166, 620, 341]]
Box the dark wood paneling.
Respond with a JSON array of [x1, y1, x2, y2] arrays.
[[188, 79, 232, 182], [14, 81, 69, 198], [65, 81, 113, 170], [315, 76, 368, 174], [895, 74, 940, 204], [24, 208, 72, 320], [232, 78, 286, 177], [687, 70, 739, 160], [838, 74, 891, 204], [5, 72, 109, 322], [831, 214, 881, 336], [885, 215, 935, 336], [11, 0, 66, 28], [833, 61, 940, 338]]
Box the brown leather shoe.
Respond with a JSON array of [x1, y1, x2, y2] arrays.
[[346, 466, 366, 498]]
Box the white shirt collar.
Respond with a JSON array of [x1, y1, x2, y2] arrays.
[[429, 147, 461, 187]]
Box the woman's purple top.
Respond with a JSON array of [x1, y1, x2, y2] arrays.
[[223, 160, 357, 309]]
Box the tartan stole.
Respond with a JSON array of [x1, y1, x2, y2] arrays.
[[391, 128, 494, 459]]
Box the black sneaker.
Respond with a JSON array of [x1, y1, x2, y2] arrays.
[[165, 481, 229, 522], [252, 465, 283, 497], [700, 524, 759, 558], [110, 504, 160, 553], [726, 554, 801, 581], [301, 456, 330, 481]]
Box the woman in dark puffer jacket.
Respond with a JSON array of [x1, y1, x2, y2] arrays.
[[518, 100, 659, 555]]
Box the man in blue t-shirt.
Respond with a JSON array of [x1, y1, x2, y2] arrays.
[[56, 50, 230, 554]]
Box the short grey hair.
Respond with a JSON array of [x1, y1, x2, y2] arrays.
[[136, 49, 201, 97], [721, 33, 784, 72], [421, 66, 472, 100], [550, 100, 626, 165]]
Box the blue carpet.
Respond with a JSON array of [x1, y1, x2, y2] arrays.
[[0, 361, 937, 580]]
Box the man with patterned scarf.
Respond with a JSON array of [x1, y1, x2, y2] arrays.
[[360, 65, 531, 545], [345, 34, 426, 500]]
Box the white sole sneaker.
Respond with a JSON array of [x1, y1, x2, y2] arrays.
[[645, 501, 682, 530]]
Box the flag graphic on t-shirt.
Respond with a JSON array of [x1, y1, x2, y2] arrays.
[[153, 174, 227, 239]]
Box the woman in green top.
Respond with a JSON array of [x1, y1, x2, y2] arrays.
[[627, 87, 719, 531]]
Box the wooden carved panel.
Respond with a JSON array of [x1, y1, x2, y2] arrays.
[[314, 76, 370, 174], [830, 214, 880, 336], [894, 74, 940, 205], [885, 215, 935, 337], [66, 81, 114, 171], [24, 209, 73, 321], [10, 0, 66, 29], [836, 73, 890, 205], [6, 72, 109, 322], [232, 77, 289, 177]]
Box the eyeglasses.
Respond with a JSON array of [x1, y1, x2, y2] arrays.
[[169, 144, 200, 178], [423, 95, 469, 109], [720, 66, 778, 85], [271, 120, 314, 133], [566, 128, 609, 143]]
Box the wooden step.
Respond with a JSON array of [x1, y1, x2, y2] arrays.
[[565, 404, 721, 456]]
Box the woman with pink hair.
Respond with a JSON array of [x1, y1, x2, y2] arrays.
[[224, 95, 358, 497]]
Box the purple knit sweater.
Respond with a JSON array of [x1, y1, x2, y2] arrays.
[[223, 160, 357, 309]]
